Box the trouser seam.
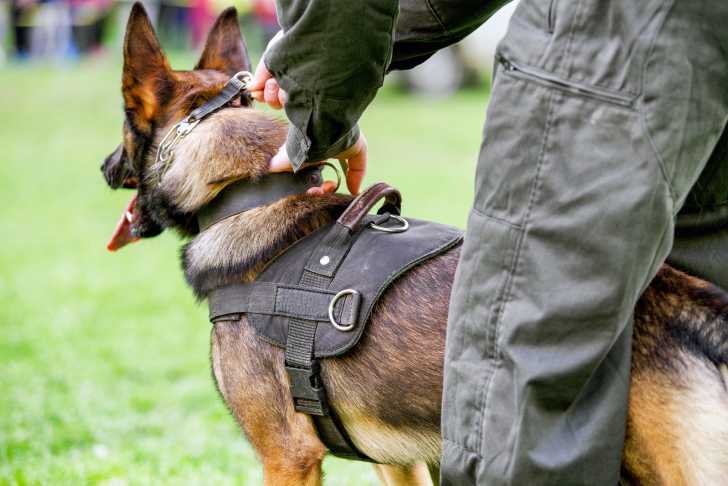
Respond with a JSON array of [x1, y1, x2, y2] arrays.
[[477, 86, 558, 458], [471, 207, 523, 231], [561, 0, 584, 79], [642, 210, 674, 296], [443, 437, 482, 457], [638, 0, 678, 205]]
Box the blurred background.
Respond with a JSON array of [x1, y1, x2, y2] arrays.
[[0, 1, 515, 484]]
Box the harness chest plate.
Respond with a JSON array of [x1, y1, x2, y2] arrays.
[[207, 183, 463, 461], [242, 215, 460, 355]]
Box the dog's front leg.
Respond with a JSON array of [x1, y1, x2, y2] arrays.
[[259, 409, 326, 486], [210, 319, 326, 485], [373, 463, 434, 486], [262, 457, 324, 486]]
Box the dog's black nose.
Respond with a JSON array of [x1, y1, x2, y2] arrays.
[[101, 144, 132, 189]]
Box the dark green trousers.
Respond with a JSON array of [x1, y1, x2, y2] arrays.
[[441, 1, 728, 484]]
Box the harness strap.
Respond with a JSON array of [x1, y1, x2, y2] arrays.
[[197, 168, 322, 231], [282, 183, 402, 461], [207, 282, 361, 327], [303, 183, 403, 279]]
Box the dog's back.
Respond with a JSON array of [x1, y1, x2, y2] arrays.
[[625, 266, 728, 485]]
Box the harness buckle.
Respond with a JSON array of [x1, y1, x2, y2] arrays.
[[286, 360, 330, 416]]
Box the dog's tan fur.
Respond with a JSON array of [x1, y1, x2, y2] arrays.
[[160, 109, 286, 212], [102, 5, 728, 485]]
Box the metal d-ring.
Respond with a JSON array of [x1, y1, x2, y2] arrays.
[[233, 70, 253, 87], [369, 214, 409, 233], [321, 161, 342, 192], [328, 289, 358, 332]]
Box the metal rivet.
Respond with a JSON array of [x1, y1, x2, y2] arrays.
[[320, 255, 330, 266]]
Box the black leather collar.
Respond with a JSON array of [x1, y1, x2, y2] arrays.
[[197, 167, 323, 231]]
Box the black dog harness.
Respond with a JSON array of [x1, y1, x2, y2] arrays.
[[204, 182, 462, 461], [180, 73, 464, 461]]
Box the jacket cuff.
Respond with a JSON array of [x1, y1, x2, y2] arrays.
[[286, 124, 360, 171], [263, 52, 364, 171]]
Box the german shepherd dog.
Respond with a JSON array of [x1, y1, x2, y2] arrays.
[[101, 4, 728, 485]]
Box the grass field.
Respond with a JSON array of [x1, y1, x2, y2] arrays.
[[0, 53, 488, 485]]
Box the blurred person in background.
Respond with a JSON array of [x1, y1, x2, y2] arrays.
[[0, 1, 7, 64], [156, 0, 214, 49], [188, 0, 213, 48], [68, 0, 113, 55], [249, 0, 728, 484], [157, 0, 192, 49], [26, 0, 71, 59], [9, 0, 112, 60], [10, 0, 40, 58]]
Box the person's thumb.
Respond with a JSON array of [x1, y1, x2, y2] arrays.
[[269, 145, 294, 173], [249, 62, 271, 97]]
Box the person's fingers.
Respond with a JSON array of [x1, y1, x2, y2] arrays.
[[249, 64, 270, 102], [269, 145, 294, 173], [341, 134, 367, 195], [249, 61, 271, 93], [251, 76, 286, 106], [249, 30, 284, 104], [305, 180, 337, 196], [264, 78, 283, 110], [320, 180, 338, 194], [250, 89, 264, 102]]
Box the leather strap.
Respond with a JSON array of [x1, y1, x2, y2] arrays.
[[303, 183, 402, 279], [188, 74, 250, 122], [197, 168, 322, 231], [338, 182, 402, 233], [281, 183, 404, 462], [208, 282, 361, 327]]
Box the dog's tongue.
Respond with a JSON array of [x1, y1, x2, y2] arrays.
[[107, 194, 140, 252]]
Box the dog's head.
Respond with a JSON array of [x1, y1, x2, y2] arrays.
[[101, 3, 285, 251]]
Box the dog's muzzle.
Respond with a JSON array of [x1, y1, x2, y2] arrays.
[[101, 144, 138, 189]]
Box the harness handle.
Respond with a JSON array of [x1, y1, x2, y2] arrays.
[[337, 182, 402, 234]]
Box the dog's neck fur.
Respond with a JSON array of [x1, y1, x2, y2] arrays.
[[158, 108, 287, 214], [181, 187, 352, 299], [182, 194, 351, 299], [154, 107, 353, 299]]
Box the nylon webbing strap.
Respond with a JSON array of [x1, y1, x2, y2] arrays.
[[284, 228, 372, 459], [281, 184, 404, 461], [207, 282, 360, 326]]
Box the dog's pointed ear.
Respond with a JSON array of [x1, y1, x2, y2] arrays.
[[122, 2, 174, 134], [195, 7, 251, 76]]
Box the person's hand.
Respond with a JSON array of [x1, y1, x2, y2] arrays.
[[269, 133, 368, 196], [248, 62, 287, 110], [248, 31, 286, 109], [248, 32, 367, 196]]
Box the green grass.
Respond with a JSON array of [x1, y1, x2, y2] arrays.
[[0, 55, 488, 485]]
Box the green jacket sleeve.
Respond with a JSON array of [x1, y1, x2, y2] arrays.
[[264, 0, 399, 170]]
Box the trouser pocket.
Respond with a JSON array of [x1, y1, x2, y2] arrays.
[[497, 56, 635, 108]]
